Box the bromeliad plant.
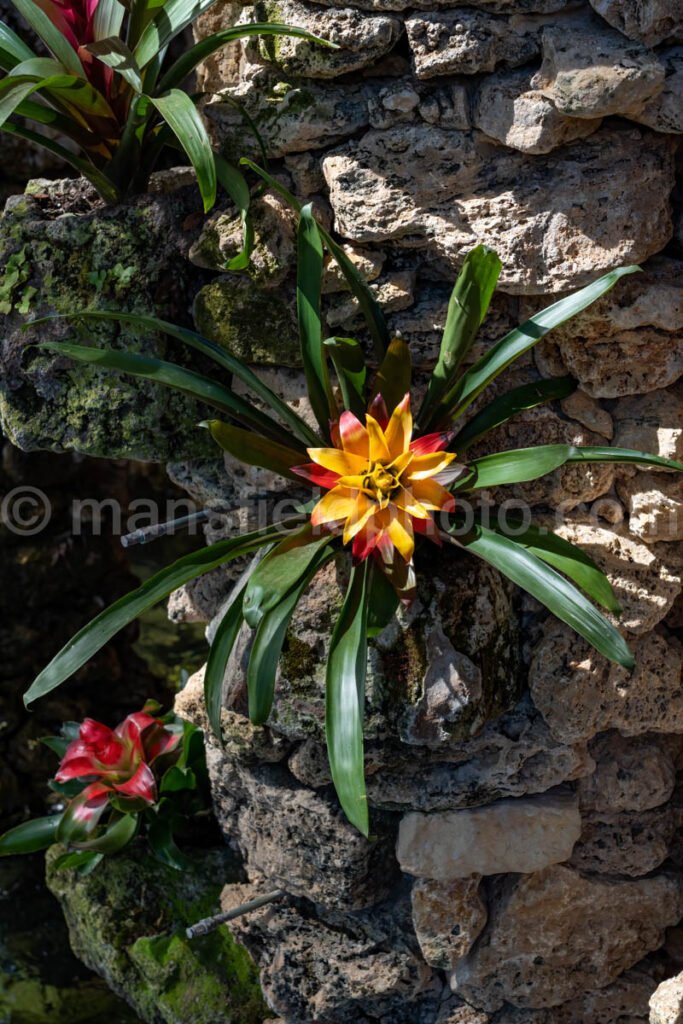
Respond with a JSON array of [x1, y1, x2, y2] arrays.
[[0, 702, 210, 871], [21, 170, 683, 837], [0, 0, 330, 211]]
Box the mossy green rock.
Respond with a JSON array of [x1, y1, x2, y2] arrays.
[[0, 175, 214, 461], [45, 843, 268, 1024], [193, 276, 300, 366]]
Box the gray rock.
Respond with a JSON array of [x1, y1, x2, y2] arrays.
[[473, 69, 602, 154], [323, 124, 676, 294], [569, 806, 676, 877], [613, 386, 683, 466], [405, 10, 539, 79], [451, 865, 683, 1011], [532, 19, 665, 118], [578, 732, 679, 813], [588, 0, 683, 47], [629, 47, 683, 133]]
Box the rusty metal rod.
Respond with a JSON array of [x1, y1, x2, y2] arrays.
[[185, 888, 286, 940]]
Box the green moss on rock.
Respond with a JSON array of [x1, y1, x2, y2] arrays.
[[193, 277, 300, 367], [46, 843, 268, 1024]]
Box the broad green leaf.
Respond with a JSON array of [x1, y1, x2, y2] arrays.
[[148, 90, 216, 212], [419, 246, 501, 428], [298, 204, 335, 434], [370, 336, 411, 414], [11, 0, 85, 75], [38, 341, 288, 443], [204, 567, 253, 743], [453, 443, 683, 491], [1, 121, 121, 202], [247, 548, 334, 724], [77, 814, 138, 853], [452, 377, 577, 452], [133, 0, 218, 70], [52, 849, 103, 874], [147, 811, 191, 870], [326, 561, 370, 836], [0, 20, 36, 70], [366, 560, 398, 637], [86, 37, 143, 93], [324, 337, 367, 419], [215, 156, 253, 271], [243, 524, 334, 628], [204, 420, 304, 481], [481, 517, 620, 614], [157, 22, 337, 92], [242, 159, 389, 358], [0, 815, 60, 855], [449, 522, 634, 668], [92, 0, 125, 41], [0, 75, 48, 129], [31, 310, 319, 447], [440, 266, 640, 422], [24, 520, 298, 705], [6, 58, 117, 119]]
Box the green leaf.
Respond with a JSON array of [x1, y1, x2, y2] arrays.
[[38, 340, 288, 443], [326, 561, 370, 836], [366, 560, 399, 638], [11, 0, 84, 75], [480, 517, 620, 614], [133, 0, 218, 69], [419, 245, 501, 428], [52, 849, 103, 874], [157, 22, 337, 92], [247, 548, 334, 724], [370, 336, 411, 415], [0, 816, 60, 856], [452, 377, 577, 453], [24, 520, 297, 706], [0, 20, 36, 71], [92, 0, 125, 42], [298, 204, 335, 434], [439, 266, 640, 422], [160, 765, 196, 793], [148, 90, 216, 212], [0, 75, 48, 129], [204, 420, 304, 481], [30, 310, 319, 447], [242, 159, 389, 358], [214, 156, 253, 271], [565, 446, 683, 473], [77, 814, 138, 853], [243, 524, 333, 628], [449, 522, 634, 668], [324, 337, 366, 419], [147, 812, 192, 870], [86, 37, 143, 93]]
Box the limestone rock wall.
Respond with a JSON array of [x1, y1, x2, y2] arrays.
[[172, 0, 683, 1021]]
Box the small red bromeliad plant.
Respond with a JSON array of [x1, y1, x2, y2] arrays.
[[0, 703, 209, 871], [20, 168, 683, 837], [0, 0, 330, 213]]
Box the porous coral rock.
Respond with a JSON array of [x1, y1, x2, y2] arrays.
[[617, 472, 683, 544], [650, 973, 683, 1024], [568, 806, 677, 877], [578, 732, 679, 813], [588, 0, 683, 47], [405, 10, 539, 79], [411, 877, 488, 970]]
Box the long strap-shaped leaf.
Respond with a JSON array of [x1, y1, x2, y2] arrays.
[[24, 520, 301, 705], [243, 524, 334, 627], [419, 245, 501, 428], [370, 337, 411, 415], [30, 310, 319, 447], [451, 376, 577, 453], [204, 420, 305, 481], [0, 20, 37, 71], [243, 159, 389, 358], [38, 341, 291, 444], [86, 37, 143, 93], [148, 90, 216, 212], [324, 337, 367, 419], [326, 561, 370, 836], [437, 266, 639, 424], [157, 23, 337, 92], [444, 523, 634, 669], [133, 0, 218, 70], [453, 444, 683, 491], [297, 204, 336, 435], [247, 548, 335, 724], [12, 0, 84, 75], [215, 156, 253, 272], [0, 815, 61, 855]]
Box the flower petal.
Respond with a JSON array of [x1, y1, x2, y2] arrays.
[[368, 394, 389, 429], [352, 525, 381, 563], [343, 493, 378, 544], [384, 393, 412, 460], [407, 451, 458, 481], [387, 510, 415, 563], [311, 486, 360, 527], [410, 477, 456, 512], [365, 415, 392, 463], [391, 486, 431, 520], [292, 463, 340, 490], [307, 448, 368, 477], [410, 431, 452, 456], [339, 411, 370, 459], [113, 762, 156, 805]]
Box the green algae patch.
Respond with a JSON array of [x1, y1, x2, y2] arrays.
[[193, 277, 300, 366]]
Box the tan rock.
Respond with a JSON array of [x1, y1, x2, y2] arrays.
[[561, 390, 613, 439], [579, 733, 678, 812], [532, 19, 665, 118], [613, 387, 683, 466], [406, 10, 538, 79], [411, 876, 488, 969], [617, 473, 683, 544], [473, 69, 602, 154], [630, 47, 683, 133], [325, 270, 415, 327], [397, 793, 581, 879], [530, 622, 683, 743], [535, 258, 683, 398], [650, 974, 683, 1024], [589, 0, 683, 47], [323, 124, 676, 294], [569, 806, 676, 877], [321, 242, 385, 293], [489, 968, 654, 1021], [451, 865, 683, 1010]]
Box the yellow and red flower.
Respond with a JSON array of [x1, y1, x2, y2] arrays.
[[293, 393, 461, 595]]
